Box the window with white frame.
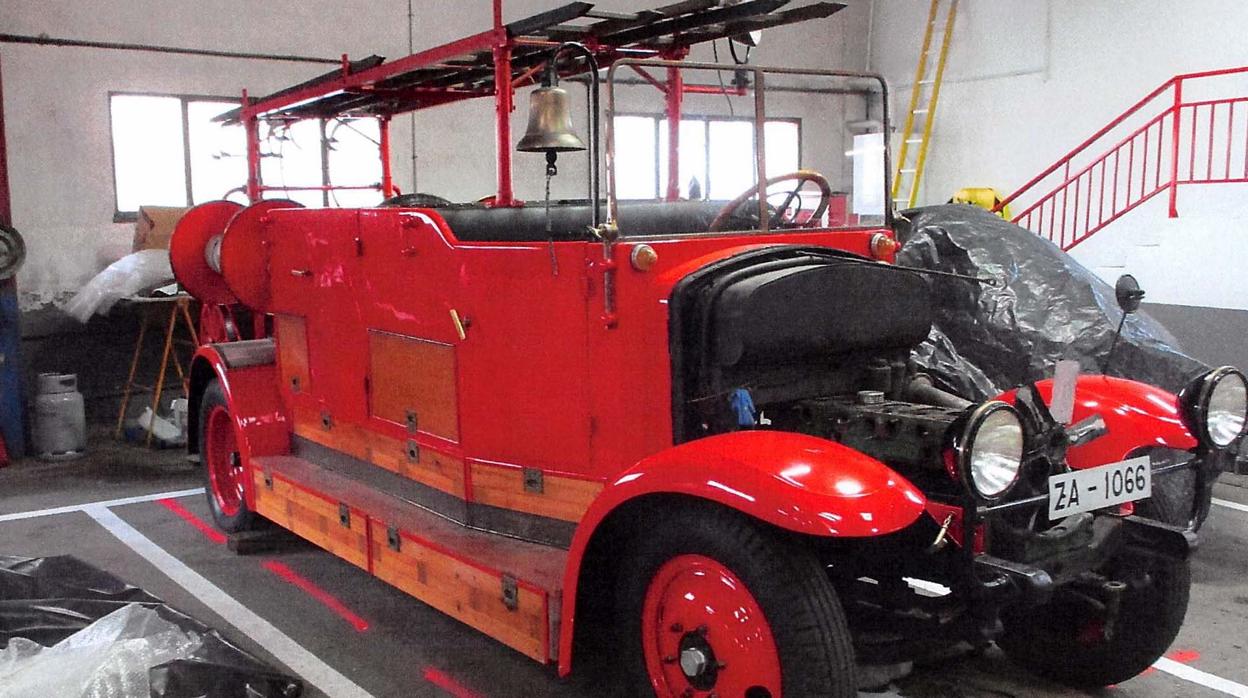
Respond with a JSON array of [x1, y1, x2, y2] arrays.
[[613, 114, 800, 200], [109, 93, 383, 218]]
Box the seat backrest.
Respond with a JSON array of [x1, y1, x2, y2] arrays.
[[435, 200, 727, 242]]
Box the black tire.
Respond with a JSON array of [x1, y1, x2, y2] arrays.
[[198, 379, 259, 533], [616, 503, 856, 697], [1137, 468, 1209, 531], [997, 557, 1190, 688]]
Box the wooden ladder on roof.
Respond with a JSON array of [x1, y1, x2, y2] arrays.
[[891, 0, 958, 210]]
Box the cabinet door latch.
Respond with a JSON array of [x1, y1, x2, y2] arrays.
[[522, 468, 544, 494], [501, 574, 519, 611]]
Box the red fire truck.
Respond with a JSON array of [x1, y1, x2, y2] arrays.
[[169, 2, 1246, 695]]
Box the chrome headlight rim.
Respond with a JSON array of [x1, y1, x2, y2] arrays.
[[955, 400, 1026, 502], [1182, 366, 1248, 449]]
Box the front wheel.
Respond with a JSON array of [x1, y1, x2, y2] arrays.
[[616, 504, 856, 697], [997, 556, 1190, 688], [199, 379, 259, 533]]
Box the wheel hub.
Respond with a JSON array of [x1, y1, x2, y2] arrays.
[[678, 633, 719, 689], [679, 647, 708, 678]]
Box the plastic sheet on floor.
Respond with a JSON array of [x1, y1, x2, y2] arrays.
[[0, 555, 301, 698]]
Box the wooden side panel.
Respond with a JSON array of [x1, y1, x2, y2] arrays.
[[368, 331, 459, 442], [370, 519, 549, 662], [291, 403, 373, 463], [253, 471, 370, 570], [275, 314, 310, 394], [371, 432, 466, 498], [290, 403, 465, 499], [470, 463, 603, 523]]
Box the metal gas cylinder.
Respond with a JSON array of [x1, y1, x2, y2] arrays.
[[33, 372, 86, 461]]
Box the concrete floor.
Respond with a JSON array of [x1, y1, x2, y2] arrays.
[[2, 433, 1247, 698]]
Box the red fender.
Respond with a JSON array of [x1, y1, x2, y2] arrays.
[[557, 430, 925, 675], [996, 375, 1197, 468], [190, 344, 291, 510]]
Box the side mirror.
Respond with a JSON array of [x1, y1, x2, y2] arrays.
[[1115, 274, 1145, 314]]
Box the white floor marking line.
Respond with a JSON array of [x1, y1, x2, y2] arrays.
[[1212, 497, 1248, 514], [84, 505, 375, 698], [0, 487, 205, 523], [1153, 658, 1248, 697]]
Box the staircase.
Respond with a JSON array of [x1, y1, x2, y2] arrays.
[[892, 0, 958, 210], [995, 66, 1248, 250]]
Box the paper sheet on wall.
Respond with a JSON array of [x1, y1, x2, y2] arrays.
[[851, 133, 885, 216]]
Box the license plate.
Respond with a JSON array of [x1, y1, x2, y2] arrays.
[[1047, 456, 1151, 520]]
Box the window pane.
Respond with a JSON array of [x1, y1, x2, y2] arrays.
[[188, 100, 246, 204], [259, 119, 324, 207], [326, 118, 384, 207], [764, 121, 800, 179], [658, 119, 708, 199], [111, 95, 187, 211], [707, 120, 755, 200], [613, 116, 657, 200]]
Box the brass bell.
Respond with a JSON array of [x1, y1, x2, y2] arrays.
[[517, 82, 586, 154]]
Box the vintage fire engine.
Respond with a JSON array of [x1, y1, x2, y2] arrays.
[[169, 2, 1246, 696]]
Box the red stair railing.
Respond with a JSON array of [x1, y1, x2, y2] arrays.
[[995, 66, 1248, 250]]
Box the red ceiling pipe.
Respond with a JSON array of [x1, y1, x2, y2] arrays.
[[664, 65, 682, 201]]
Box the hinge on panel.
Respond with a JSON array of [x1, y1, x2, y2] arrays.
[[290, 376, 301, 393], [387, 525, 402, 552], [405, 409, 418, 434], [501, 574, 519, 611], [321, 411, 333, 430], [354, 236, 364, 256], [363, 376, 370, 397], [405, 439, 420, 463], [263, 469, 273, 489], [522, 468, 544, 494], [338, 503, 351, 528]]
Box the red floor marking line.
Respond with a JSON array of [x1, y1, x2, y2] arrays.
[[1142, 649, 1203, 677], [260, 560, 370, 632], [1167, 648, 1201, 664], [157, 498, 227, 545], [422, 667, 482, 698]]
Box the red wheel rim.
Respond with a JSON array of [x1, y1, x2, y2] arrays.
[[204, 405, 244, 517], [641, 554, 782, 697]]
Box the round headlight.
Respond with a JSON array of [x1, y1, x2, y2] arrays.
[[959, 402, 1025, 500], [1193, 367, 1248, 447]]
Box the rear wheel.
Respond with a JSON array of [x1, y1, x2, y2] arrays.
[[617, 504, 856, 697], [199, 379, 258, 533], [997, 556, 1190, 688]]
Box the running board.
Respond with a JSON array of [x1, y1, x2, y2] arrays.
[[250, 454, 566, 663]]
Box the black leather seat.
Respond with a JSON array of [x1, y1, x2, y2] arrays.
[[433, 200, 728, 241]]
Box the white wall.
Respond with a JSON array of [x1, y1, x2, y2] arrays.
[[0, 0, 872, 310], [868, 0, 1248, 310]]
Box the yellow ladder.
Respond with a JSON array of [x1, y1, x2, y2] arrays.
[[892, 0, 958, 209]]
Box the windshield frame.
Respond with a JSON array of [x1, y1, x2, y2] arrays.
[[604, 58, 894, 238]]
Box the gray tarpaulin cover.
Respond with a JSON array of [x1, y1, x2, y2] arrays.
[[896, 204, 1207, 401], [0, 555, 301, 697]]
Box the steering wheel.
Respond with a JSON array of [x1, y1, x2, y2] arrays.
[[709, 170, 833, 232]]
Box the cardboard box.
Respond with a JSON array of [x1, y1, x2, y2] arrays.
[[132, 206, 189, 252]]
